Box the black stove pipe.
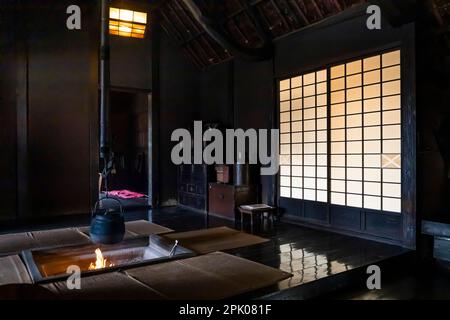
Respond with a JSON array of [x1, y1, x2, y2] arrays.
[[100, 0, 110, 160]]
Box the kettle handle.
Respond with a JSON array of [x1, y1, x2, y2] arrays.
[[92, 197, 124, 217]]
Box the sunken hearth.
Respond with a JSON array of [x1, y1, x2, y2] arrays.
[[21, 235, 195, 284]]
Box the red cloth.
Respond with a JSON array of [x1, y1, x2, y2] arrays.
[[106, 190, 146, 199]]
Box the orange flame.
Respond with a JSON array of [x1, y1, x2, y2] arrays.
[[88, 248, 114, 270]]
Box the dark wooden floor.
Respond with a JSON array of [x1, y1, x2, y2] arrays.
[[0, 206, 425, 299]]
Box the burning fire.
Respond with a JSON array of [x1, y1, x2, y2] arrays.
[[88, 248, 114, 270]]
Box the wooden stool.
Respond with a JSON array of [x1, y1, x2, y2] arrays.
[[238, 204, 278, 232]]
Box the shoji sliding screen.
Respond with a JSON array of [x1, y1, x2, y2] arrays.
[[279, 50, 402, 214], [279, 69, 328, 203]]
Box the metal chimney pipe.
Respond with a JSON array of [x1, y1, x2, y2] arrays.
[[100, 0, 110, 159]]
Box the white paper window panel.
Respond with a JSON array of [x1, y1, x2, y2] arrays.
[[292, 155, 303, 165], [280, 155, 290, 165], [317, 106, 327, 119], [304, 108, 316, 120], [331, 116, 345, 129], [317, 191, 328, 202], [331, 90, 346, 104], [383, 140, 401, 154], [331, 129, 345, 142], [317, 143, 327, 154], [280, 123, 291, 133], [292, 144, 302, 154], [383, 80, 401, 96], [364, 84, 381, 99], [331, 192, 346, 205], [317, 167, 328, 178], [280, 101, 290, 112], [318, 155, 327, 166], [382, 50, 400, 68], [291, 88, 302, 99], [331, 104, 345, 116], [383, 95, 401, 111], [347, 194, 363, 208], [304, 84, 315, 97], [331, 142, 346, 154], [331, 78, 345, 91], [364, 55, 381, 71], [383, 169, 401, 183], [304, 166, 316, 178], [347, 141, 362, 154], [304, 120, 316, 131], [383, 125, 402, 139], [365, 140, 381, 154], [292, 99, 303, 110], [331, 65, 345, 78], [347, 155, 363, 167], [347, 74, 362, 88], [383, 66, 401, 82], [280, 187, 291, 198], [347, 60, 362, 75], [280, 79, 290, 91], [304, 72, 316, 85], [364, 196, 381, 210], [317, 178, 327, 189], [317, 94, 327, 106], [347, 87, 362, 102], [304, 96, 316, 108], [331, 167, 346, 179], [347, 101, 362, 115], [303, 143, 315, 154], [347, 128, 362, 141], [292, 166, 302, 177], [348, 168, 363, 180], [317, 130, 327, 142], [332, 155, 346, 166], [304, 154, 316, 165], [317, 119, 327, 130], [364, 112, 381, 126], [280, 145, 291, 155], [280, 176, 291, 187], [280, 134, 291, 144], [292, 177, 303, 188], [304, 177, 316, 188], [280, 166, 291, 176], [292, 132, 303, 143], [347, 114, 362, 128], [292, 121, 302, 132], [280, 112, 290, 123], [383, 110, 401, 125], [332, 180, 346, 192], [280, 90, 290, 101], [291, 76, 302, 87], [292, 188, 303, 199], [317, 82, 327, 94], [365, 182, 381, 196], [364, 126, 381, 140], [383, 197, 401, 213], [364, 70, 381, 85], [364, 169, 381, 182], [304, 189, 316, 201], [347, 181, 362, 194], [292, 110, 302, 121], [364, 155, 381, 168], [317, 70, 327, 82], [383, 183, 401, 198], [364, 98, 381, 113]]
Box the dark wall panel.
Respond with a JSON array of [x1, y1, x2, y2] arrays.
[[158, 33, 199, 205], [0, 1, 18, 221], [26, 0, 98, 217]]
